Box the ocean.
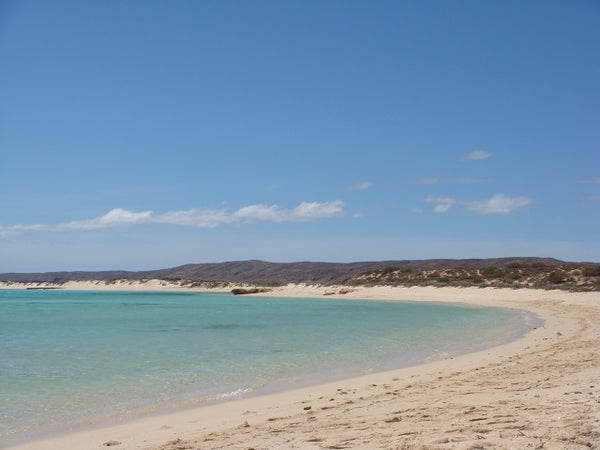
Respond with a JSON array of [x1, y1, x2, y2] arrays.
[[0, 290, 539, 445]]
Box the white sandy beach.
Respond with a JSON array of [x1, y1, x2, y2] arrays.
[[6, 283, 600, 449]]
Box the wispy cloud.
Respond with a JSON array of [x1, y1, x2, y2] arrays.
[[414, 178, 486, 185], [0, 224, 47, 238], [424, 194, 532, 214], [465, 194, 533, 214], [235, 201, 345, 222], [58, 208, 154, 231], [153, 209, 236, 228], [584, 196, 600, 202], [0, 201, 345, 238], [463, 150, 492, 160], [425, 195, 456, 213], [348, 181, 374, 190]]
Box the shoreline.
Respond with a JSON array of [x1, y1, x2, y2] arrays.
[[5, 284, 600, 449]]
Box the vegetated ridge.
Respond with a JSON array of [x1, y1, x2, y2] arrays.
[[1, 258, 599, 291]]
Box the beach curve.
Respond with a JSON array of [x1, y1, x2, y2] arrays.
[[7, 284, 600, 449]]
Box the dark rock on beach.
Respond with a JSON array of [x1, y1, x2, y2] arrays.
[[231, 288, 271, 295]]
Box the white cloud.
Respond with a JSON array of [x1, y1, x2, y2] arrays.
[[57, 208, 154, 231], [154, 209, 235, 228], [3, 224, 46, 234], [0, 201, 345, 238], [291, 201, 345, 220], [0, 209, 154, 236], [0, 223, 63, 237], [465, 194, 533, 214], [414, 178, 486, 185], [425, 195, 456, 213], [234, 201, 344, 222], [464, 150, 492, 160], [348, 182, 373, 190], [234, 204, 284, 222], [423, 194, 533, 214]]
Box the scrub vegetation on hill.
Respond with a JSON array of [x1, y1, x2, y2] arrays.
[[1, 258, 599, 291], [347, 262, 600, 292]]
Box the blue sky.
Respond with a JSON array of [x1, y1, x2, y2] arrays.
[[1, 1, 598, 272]]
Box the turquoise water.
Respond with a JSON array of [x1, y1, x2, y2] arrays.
[[0, 290, 538, 445]]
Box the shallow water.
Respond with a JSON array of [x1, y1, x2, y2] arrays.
[[0, 290, 539, 444]]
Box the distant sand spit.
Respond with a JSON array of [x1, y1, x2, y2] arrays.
[[0, 279, 231, 291], [6, 284, 600, 449]]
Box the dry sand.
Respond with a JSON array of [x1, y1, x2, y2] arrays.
[[6, 284, 600, 449]]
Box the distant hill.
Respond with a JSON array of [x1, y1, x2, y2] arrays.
[[346, 260, 600, 291], [3, 257, 599, 291]]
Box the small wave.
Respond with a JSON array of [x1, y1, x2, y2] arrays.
[[215, 388, 252, 399]]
